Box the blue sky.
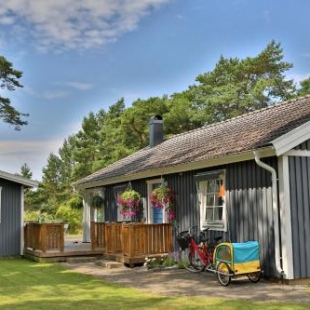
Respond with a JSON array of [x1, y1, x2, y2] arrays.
[[0, 0, 309, 181]]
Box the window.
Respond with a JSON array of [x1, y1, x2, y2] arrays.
[[115, 188, 131, 222], [147, 179, 168, 224], [196, 171, 227, 231]]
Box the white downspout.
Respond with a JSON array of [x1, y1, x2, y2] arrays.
[[254, 151, 284, 277]]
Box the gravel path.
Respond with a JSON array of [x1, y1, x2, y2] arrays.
[[61, 261, 310, 304]]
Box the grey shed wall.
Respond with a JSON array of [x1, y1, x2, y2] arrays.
[[0, 178, 22, 257], [289, 140, 310, 278], [102, 157, 278, 278]]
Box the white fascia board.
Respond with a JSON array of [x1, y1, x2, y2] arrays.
[[272, 121, 310, 156]]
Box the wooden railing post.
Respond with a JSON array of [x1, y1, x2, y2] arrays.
[[91, 221, 95, 251], [40, 224, 46, 252], [59, 223, 64, 252], [128, 224, 135, 257]]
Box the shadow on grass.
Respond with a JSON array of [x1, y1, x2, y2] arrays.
[[0, 258, 309, 310]]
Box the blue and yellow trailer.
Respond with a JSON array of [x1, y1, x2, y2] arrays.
[[213, 241, 262, 286]]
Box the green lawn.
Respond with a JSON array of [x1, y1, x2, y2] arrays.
[[0, 258, 308, 310]]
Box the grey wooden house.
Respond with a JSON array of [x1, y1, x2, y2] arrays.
[[0, 170, 38, 257], [75, 95, 310, 280]]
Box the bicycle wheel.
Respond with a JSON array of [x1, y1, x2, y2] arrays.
[[247, 272, 261, 283], [177, 248, 199, 272], [216, 261, 231, 286], [188, 249, 205, 272]]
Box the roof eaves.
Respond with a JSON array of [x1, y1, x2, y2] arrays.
[[74, 147, 275, 189], [0, 170, 39, 188]]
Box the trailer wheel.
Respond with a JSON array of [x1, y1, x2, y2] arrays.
[[247, 272, 261, 283], [216, 262, 231, 286]]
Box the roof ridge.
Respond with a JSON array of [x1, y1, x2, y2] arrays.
[[201, 94, 310, 130], [166, 95, 310, 141]]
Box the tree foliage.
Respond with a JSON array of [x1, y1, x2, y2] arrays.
[[186, 40, 295, 124], [0, 55, 28, 130], [27, 41, 309, 216], [20, 163, 33, 179], [297, 77, 310, 97]]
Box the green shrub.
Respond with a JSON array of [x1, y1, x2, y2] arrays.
[[55, 204, 82, 234]]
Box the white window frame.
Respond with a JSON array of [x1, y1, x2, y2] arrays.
[[146, 178, 168, 224], [196, 171, 227, 232]]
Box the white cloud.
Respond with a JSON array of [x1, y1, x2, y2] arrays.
[[0, 138, 64, 180], [0, 0, 171, 52], [64, 82, 94, 90], [41, 90, 70, 100], [23, 85, 70, 100]]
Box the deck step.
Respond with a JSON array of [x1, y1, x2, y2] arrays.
[[66, 256, 98, 264], [95, 260, 123, 269]]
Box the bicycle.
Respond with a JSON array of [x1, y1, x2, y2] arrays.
[[177, 226, 262, 286], [177, 226, 222, 273]]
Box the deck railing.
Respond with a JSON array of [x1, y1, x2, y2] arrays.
[[91, 221, 106, 250], [24, 221, 173, 261], [24, 222, 64, 253], [104, 222, 173, 257]]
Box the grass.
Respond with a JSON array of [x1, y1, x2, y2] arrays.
[[0, 257, 309, 310]]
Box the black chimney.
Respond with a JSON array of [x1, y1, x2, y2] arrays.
[[149, 115, 163, 147]]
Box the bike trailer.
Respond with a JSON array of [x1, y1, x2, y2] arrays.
[[213, 241, 261, 275]]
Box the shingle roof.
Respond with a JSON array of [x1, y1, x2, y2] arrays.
[[75, 95, 310, 187]]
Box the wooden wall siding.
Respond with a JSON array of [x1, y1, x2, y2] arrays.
[[294, 139, 310, 150], [289, 156, 310, 279], [0, 179, 21, 257], [226, 159, 276, 277], [105, 189, 116, 222], [101, 158, 278, 277]]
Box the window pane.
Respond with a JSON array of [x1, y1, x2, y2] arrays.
[[207, 180, 216, 192], [205, 208, 213, 221], [206, 194, 215, 206]]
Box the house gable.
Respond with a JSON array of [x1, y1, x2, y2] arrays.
[[272, 120, 310, 156]]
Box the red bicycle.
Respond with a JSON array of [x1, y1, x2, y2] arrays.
[[177, 226, 222, 273]]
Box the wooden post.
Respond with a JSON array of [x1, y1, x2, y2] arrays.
[[59, 223, 64, 252], [91, 221, 95, 251], [40, 224, 46, 252]]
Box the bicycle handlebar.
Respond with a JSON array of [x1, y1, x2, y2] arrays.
[[187, 226, 210, 237]]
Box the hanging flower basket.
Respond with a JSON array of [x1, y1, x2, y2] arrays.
[[90, 195, 104, 209], [117, 189, 141, 217], [149, 185, 176, 221]]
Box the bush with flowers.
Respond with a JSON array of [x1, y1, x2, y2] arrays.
[[149, 185, 175, 221], [117, 189, 141, 217]]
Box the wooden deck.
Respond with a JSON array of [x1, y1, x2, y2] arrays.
[[24, 222, 173, 265], [23, 238, 104, 262]]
